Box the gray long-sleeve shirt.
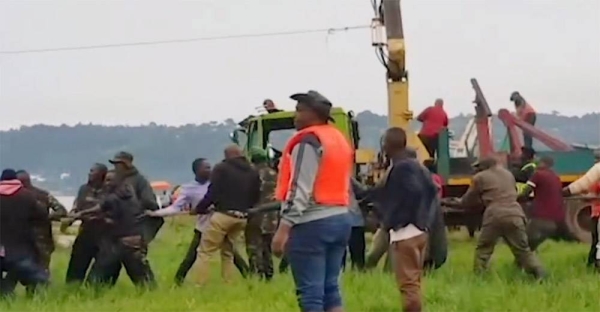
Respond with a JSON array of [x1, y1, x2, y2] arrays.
[[280, 135, 348, 226]]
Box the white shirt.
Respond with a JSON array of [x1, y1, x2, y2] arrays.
[[389, 224, 424, 243]]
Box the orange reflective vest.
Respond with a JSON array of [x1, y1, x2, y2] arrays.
[[275, 124, 353, 206]]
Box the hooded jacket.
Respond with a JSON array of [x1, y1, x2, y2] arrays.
[[195, 157, 261, 214], [0, 180, 47, 259]]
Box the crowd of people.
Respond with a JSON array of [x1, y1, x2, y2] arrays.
[[1, 90, 599, 312]]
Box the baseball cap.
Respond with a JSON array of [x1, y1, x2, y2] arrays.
[[290, 90, 334, 122], [109, 151, 134, 164]]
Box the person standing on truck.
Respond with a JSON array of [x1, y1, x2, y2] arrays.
[[263, 99, 282, 114], [518, 156, 566, 251], [272, 90, 353, 312], [145, 158, 249, 285], [510, 91, 537, 149], [416, 98, 448, 158], [446, 157, 546, 280]]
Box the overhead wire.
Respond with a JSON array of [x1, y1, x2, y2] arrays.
[[0, 25, 370, 55]]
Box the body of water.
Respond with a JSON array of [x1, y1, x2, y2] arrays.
[[57, 196, 75, 211]]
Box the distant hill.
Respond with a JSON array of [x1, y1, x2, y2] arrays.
[[1, 111, 598, 194]]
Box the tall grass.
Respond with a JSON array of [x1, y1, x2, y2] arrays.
[[1, 218, 597, 311]]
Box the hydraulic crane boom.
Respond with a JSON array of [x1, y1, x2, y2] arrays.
[[373, 0, 430, 162], [470, 78, 495, 158]]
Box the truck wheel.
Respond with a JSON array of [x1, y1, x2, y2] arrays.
[[565, 199, 593, 244]]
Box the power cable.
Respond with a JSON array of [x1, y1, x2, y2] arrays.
[[0, 25, 369, 55]]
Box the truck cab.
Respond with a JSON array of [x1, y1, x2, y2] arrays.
[[229, 108, 370, 175]]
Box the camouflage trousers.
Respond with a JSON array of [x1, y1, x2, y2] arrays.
[[245, 218, 274, 280], [87, 235, 155, 288], [34, 241, 54, 272], [475, 216, 545, 278]]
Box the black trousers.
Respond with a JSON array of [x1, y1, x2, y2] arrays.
[[588, 217, 599, 266], [174, 229, 249, 284], [65, 229, 101, 284], [87, 235, 155, 288], [523, 113, 537, 149], [418, 133, 439, 158], [342, 226, 366, 270]]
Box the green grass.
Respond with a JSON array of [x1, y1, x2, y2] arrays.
[[2, 218, 598, 311]]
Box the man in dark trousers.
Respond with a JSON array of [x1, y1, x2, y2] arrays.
[[194, 145, 261, 286], [64, 163, 108, 284], [0, 169, 49, 297], [380, 127, 437, 312], [85, 170, 155, 288], [416, 99, 448, 158], [146, 158, 249, 285], [519, 156, 566, 250]]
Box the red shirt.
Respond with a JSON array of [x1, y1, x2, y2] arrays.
[[432, 173, 444, 198], [527, 168, 565, 222], [590, 182, 600, 217], [418, 106, 448, 137]]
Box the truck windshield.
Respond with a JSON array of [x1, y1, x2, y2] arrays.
[[269, 129, 296, 151], [263, 117, 296, 151]]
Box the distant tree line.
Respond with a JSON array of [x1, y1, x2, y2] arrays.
[[1, 111, 598, 194]]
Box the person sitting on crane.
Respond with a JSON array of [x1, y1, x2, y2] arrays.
[[417, 98, 448, 158], [263, 99, 281, 114], [510, 91, 537, 149]]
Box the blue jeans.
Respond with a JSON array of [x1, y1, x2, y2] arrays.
[[287, 213, 352, 312], [0, 256, 49, 297]]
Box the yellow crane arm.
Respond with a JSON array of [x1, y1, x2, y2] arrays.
[[379, 0, 430, 161]]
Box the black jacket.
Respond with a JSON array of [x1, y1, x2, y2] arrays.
[[0, 181, 48, 260], [196, 157, 261, 214], [380, 157, 437, 232], [101, 183, 144, 238]]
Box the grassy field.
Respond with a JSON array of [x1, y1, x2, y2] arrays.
[[1, 218, 598, 312]]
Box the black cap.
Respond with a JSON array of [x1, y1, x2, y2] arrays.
[[510, 91, 520, 101], [109, 151, 134, 164], [290, 90, 334, 122]]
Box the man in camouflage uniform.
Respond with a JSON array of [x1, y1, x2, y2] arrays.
[[64, 163, 108, 284], [109, 151, 163, 243], [84, 170, 155, 288], [16, 170, 67, 271], [246, 148, 278, 280], [446, 157, 546, 279]]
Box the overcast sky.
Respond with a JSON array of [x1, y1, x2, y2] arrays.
[[1, 0, 599, 130]]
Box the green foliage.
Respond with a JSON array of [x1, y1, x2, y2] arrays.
[[1, 112, 598, 194], [0, 219, 597, 311]]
